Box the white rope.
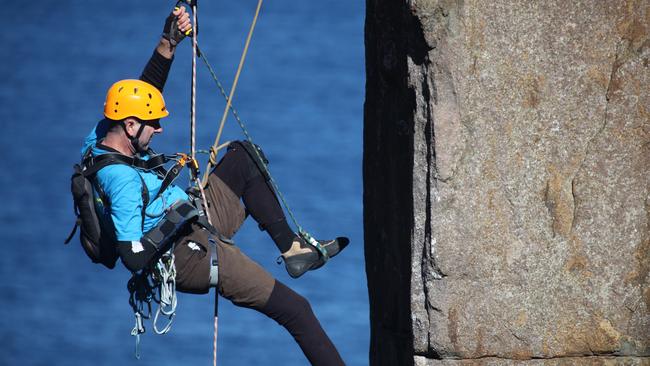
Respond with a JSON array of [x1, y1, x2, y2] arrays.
[[190, 4, 198, 162], [153, 254, 177, 335], [186, 4, 219, 365], [213, 303, 218, 366]]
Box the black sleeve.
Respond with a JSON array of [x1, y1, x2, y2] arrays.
[[139, 50, 174, 92], [118, 240, 158, 272]]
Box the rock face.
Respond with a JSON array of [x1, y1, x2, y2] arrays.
[[364, 1, 649, 365]]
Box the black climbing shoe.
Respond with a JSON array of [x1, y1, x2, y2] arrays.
[[281, 237, 350, 279]]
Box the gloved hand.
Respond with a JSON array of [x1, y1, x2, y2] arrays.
[[162, 5, 192, 47]]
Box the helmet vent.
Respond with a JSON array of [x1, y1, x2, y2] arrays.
[[118, 87, 124, 93], [148, 93, 153, 99], [134, 87, 138, 94]]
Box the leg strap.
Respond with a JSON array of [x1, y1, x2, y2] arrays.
[[208, 236, 219, 287]]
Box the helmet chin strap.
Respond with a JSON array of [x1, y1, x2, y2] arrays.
[[121, 119, 147, 153]]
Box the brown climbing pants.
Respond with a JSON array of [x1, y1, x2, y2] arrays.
[[172, 171, 275, 310]]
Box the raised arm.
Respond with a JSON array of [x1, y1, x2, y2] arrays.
[[140, 6, 192, 91]]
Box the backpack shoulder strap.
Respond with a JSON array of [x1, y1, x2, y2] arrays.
[[82, 149, 170, 177], [81, 147, 151, 230], [136, 172, 149, 230]]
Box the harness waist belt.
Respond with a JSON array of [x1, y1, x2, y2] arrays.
[[141, 200, 199, 255], [141, 198, 223, 287]]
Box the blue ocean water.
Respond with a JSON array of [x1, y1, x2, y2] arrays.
[[0, 1, 366, 365]]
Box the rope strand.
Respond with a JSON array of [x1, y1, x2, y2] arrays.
[[196, 47, 310, 247], [201, 0, 264, 186], [185, 3, 219, 365], [190, 3, 198, 162]]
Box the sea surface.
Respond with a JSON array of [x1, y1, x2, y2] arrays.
[[0, 1, 367, 365]]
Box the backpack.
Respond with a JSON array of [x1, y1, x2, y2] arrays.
[[65, 149, 160, 269], [65, 146, 203, 269]]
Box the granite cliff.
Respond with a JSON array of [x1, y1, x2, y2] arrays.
[[364, 1, 649, 364]]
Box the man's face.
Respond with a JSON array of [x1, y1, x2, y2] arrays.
[[138, 119, 162, 151], [125, 118, 163, 152]]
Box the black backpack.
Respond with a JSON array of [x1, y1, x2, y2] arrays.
[[65, 150, 157, 269], [65, 146, 201, 269]]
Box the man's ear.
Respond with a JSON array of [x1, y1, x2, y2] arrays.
[[123, 118, 139, 135]]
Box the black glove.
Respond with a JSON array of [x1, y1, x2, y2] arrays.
[[162, 10, 186, 47]]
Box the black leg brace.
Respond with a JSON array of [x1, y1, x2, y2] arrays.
[[214, 142, 295, 253]]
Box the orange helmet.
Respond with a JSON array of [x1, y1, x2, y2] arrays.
[[103, 79, 169, 121]]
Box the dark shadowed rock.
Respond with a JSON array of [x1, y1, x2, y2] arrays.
[[364, 1, 649, 364]]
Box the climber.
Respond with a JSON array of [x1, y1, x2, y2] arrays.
[[80, 7, 347, 365]]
